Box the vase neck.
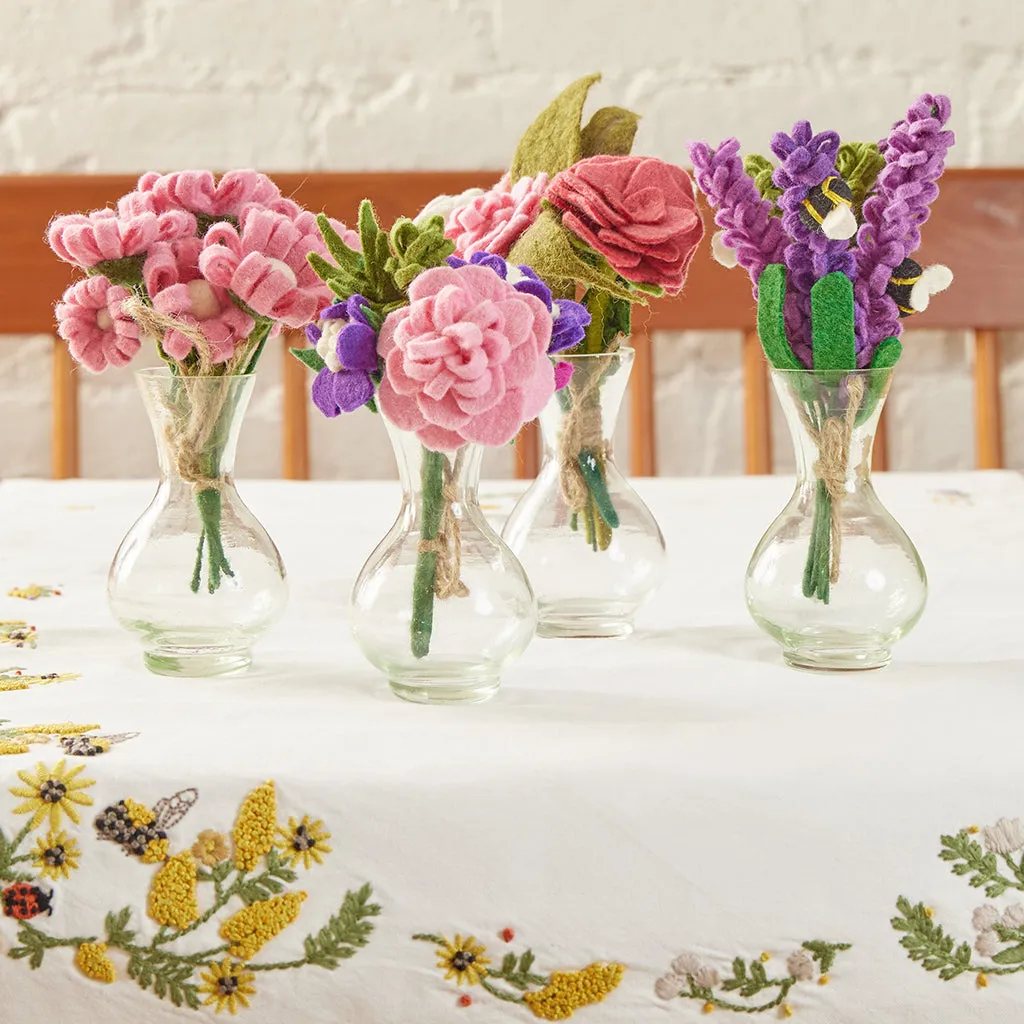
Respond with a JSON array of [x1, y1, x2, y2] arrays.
[[772, 369, 892, 493], [137, 371, 255, 487], [384, 417, 484, 506]]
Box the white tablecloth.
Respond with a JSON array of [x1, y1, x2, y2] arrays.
[[1, 472, 1023, 1023]]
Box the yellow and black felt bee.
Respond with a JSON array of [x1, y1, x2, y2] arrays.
[[798, 175, 857, 240], [886, 256, 954, 316]]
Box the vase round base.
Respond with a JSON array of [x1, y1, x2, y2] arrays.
[[143, 645, 252, 678], [388, 673, 500, 706], [537, 603, 634, 639], [781, 643, 891, 673]]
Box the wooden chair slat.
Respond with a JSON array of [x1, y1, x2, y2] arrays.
[[282, 330, 310, 480], [514, 422, 540, 479], [629, 324, 656, 476], [51, 338, 79, 479], [871, 408, 890, 471], [742, 330, 772, 474], [973, 328, 1004, 469]]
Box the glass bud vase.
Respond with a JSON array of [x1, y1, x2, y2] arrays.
[[502, 347, 666, 638], [351, 416, 537, 705], [108, 369, 287, 676], [745, 367, 927, 670]]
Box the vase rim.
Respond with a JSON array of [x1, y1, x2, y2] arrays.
[[768, 366, 894, 376], [555, 345, 635, 360], [135, 367, 257, 380]]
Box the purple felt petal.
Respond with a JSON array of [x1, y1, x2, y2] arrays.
[[320, 302, 349, 320], [305, 323, 322, 345], [311, 367, 342, 417], [333, 369, 375, 412], [338, 322, 379, 372], [512, 277, 552, 310]]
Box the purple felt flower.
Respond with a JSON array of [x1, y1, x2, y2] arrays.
[[854, 94, 954, 357], [310, 294, 379, 416], [549, 299, 590, 352]]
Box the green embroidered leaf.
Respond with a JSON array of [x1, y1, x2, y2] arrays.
[[501, 952, 517, 974], [992, 943, 1024, 965], [891, 896, 973, 980], [236, 847, 298, 905], [802, 940, 852, 975], [290, 346, 326, 373], [580, 105, 640, 158], [510, 73, 601, 181], [211, 860, 234, 884], [721, 956, 749, 992], [105, 906, 136, 947], [302, 883, 381, 969], [485, 946, 548, 990], [10, 922, 95, 971], [518, 949, 535, 974], [939, 831, 1018, 898], [128, 949, 201, 1009]]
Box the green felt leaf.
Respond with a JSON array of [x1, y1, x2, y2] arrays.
[[854, 335, 902, 426], [508, 208, 634, 302], [317, 212, 364, 274], [290, 346, 325, 373], [756, 264, 801, 369], [510, 73, 601, 181], [88, 254, 147, 287], [836, 142, 885, 219], [870, 335, 902, 370], [580, 105, 640, 157], [811, 272, 857, 374]]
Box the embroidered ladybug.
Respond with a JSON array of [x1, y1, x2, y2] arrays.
[[2, 882, 54, 920]]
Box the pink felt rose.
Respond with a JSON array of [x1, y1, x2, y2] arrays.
[[545, 155, 705, 293], [55, 277, 141, 372], [377, 263, 554, 450], [446, 173, 548, 259]]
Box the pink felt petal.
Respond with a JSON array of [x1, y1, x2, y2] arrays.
[[459, 385, 526, 446], [416, 422, 467, 452], [378, 376, 426, 433], [418, 388, 471, 430], [519, 352, 556, 422], [385, 343, 422, 396], [453, 366, 505, 414]]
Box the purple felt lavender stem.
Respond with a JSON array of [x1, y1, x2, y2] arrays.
[[771, 121, 865, 366], [855, 94, 954, 357], [687, 139, 787, 288]]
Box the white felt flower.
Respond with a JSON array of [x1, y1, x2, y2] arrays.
[[413, 188, 486, 227], [786, 949, 815, 981], [973, 905, 1001, 932], [654, 973, 684, 999], [981, 817, 1024, 855], [975, 929, 1002, 958]]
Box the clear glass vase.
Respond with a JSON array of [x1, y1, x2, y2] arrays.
[[108, 369, 287, 676], [501, 347, 666, 638], [745, 367, 927, 670], [351, 416, 537, 704]]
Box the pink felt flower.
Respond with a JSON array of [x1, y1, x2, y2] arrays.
[[55, 277, 141, 372], [446, 173, 548, 258], [138, 169, 281, 217], [47, 207, 196, 270], [545, 155, 705, 293], [198, 209, 334, 327], [377, 263, 554, 450]]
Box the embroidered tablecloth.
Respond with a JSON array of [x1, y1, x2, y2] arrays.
[[1, 472, 1023, 1023]]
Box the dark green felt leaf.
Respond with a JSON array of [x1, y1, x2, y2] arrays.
[[756, 264, 801, 369], [580, 105, 640, 157], [290, 347, 325, 373], [811, 272, 857, 373]]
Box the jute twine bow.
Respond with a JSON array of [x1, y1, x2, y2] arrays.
[[801, 374, 866, 583], [418, 451, 469, 600], [558, 344, 618, 514], [120, 295, 233, 490]]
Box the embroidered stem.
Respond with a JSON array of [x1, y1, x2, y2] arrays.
[[479, 976, 527, 1003], [0, 821, 35, 881], [688, 976, 796, 1014]]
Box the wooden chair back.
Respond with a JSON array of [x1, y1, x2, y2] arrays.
[[0, 169, 1019, 478]]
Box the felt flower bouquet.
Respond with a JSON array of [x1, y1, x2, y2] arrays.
[[48, 171, 342, 596], [440, 74, 705, 552], [690, 95, 953, 620]]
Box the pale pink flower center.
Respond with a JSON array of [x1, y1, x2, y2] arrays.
[[96, 308, 113, 331], [187, 280, 222, 320], [266, 257, 297, 286]]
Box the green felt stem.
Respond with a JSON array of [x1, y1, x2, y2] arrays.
[[577, 449, 619, 529], [814, 480, 832, 605], [239, 319, 275, 375], [410, 449, 445, 659], [855, 336, 902, 427]]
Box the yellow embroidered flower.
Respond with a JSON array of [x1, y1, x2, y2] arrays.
[[148, 851, 200, 929], [275, 815, 332, 870], [233, 781, 276, 871], [199, 960, 256, 1015], [219, 891, 307, 960], [141, 837, 170, 864], [74, 942, 116, 983], [435, 935, 491, 986], [16, 723, 99, 736], [123, 798, 155, 828], [32, 830, 81, 880], [522, 963, 625, 1020], [193, 829, 232, 867], [0, 739, 29, 755], [9, 760, 95, 831]]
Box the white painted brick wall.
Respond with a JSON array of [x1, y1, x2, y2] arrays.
[[2, 0, 1021, 478]]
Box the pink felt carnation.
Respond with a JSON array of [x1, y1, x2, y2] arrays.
[[377, 263, 554, 450], [446, 173, 548, 259], [198, 209, 335, 327], [138, 169, 281, 218], [55, 277, 141, 372], [545, 155, 704, 293], [151, 279, 255, 364], [48, 207, 195, 270]]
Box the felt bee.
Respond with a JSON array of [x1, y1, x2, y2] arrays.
[[2, 882, 54, 920], [94, 788, 198, 860], [886, 256, 954, 316], [798, 175, 857, 240], [59, 731, 140, 757]]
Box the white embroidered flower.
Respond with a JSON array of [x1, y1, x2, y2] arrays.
[[1003, 903, 1024, 929], [981, 817, 1024, 855], [786, 949, 815, 981], [973, 905, 1002, 932], [654, 973, 684, 1000], [413, 188, 486, 227], [975, 930, 1002, 958], [315, 319, 344, 373], [669, 953, 718, 989]]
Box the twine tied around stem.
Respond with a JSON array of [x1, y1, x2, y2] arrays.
[[801, 374, 866, 584], [417, 451, 469, 600]]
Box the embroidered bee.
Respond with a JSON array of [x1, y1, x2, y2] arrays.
[[94, 788, 198, 861], [798, 175, 857, 240], [59, 731, 139, 757], [885, 256, 954, 316], [2, 882, 54, 920], [0, 623, 37, 648]]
